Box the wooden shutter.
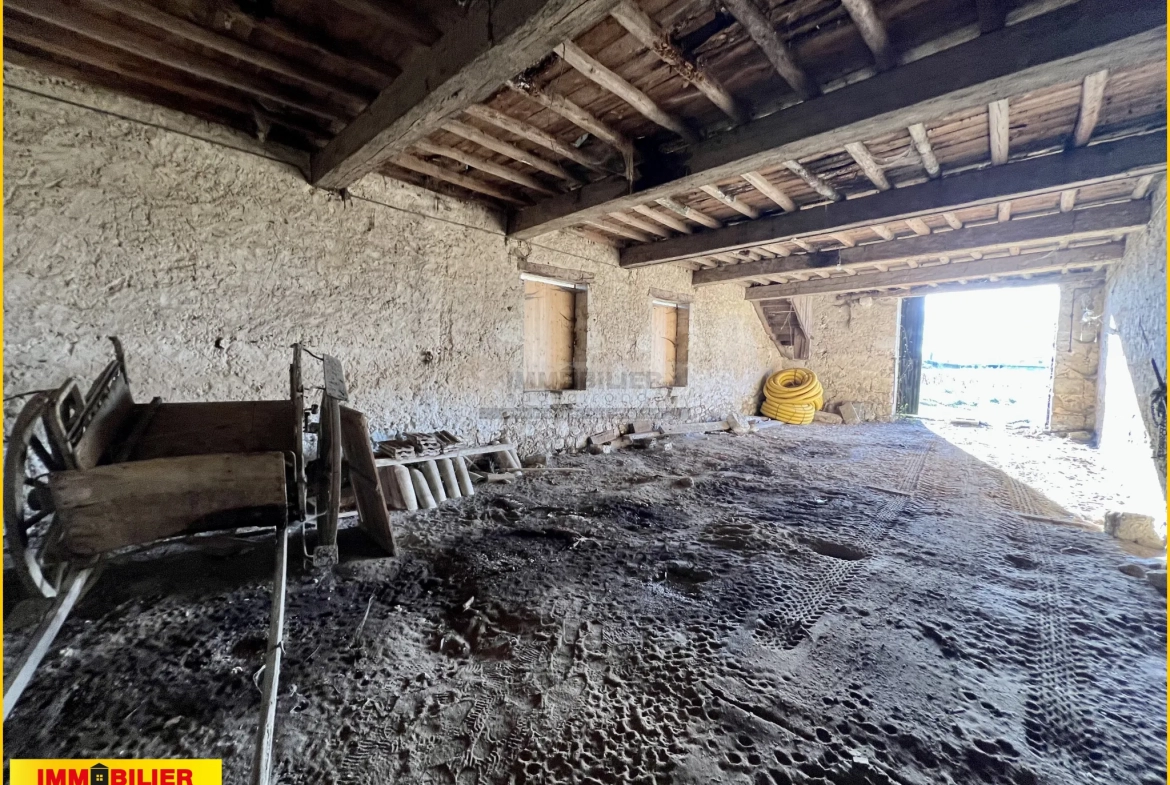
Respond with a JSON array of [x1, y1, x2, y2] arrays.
[[524, 280, 576, 390], [652, 303, 678, 388]]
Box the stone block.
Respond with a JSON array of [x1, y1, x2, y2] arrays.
[[838, 402, 861, 425], [1104, 511, 1166, 550]]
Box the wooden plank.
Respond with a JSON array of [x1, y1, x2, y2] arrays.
[[586, 218, 652, 241], [620, 132, 1167, 266], [310, 0, 618, 188], [989, 99, 1010, 165], [507, 79, 634, 156], [392, 154, 527, 205], [442, 120, 582, 184], [339, 406, 398, 555], [840, 0, 895, 72], [249, 525, 289, 785], [844, 141, 891, 190], [907, 123, 940, 178], [610, 211, 671, 237], [413, 140, 558, 195], [130, 400, 296, 459], [87, 0, 368, 110], [859, 270, 1103, 299], [559, 41, 697, 143], [8, 0, 344, 122], [507, 0, 1164, 238], [464, 104, 605, 172], [742, 171, 798, 211], [700, 185, 760, 218], [745, 242, 1125, 299], [633, 204, 693, 233], [660, 420, 730, 435], [610, 0, 746, 124], [721, 0, 818, 99], [651, 302, 679, 387], [374, 442, 518, 468], [1072, 69, 1110, 147], [693, 251, 840, 286], [53, 452, 288, 556]]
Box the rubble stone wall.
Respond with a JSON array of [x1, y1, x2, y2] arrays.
[[1048, 279, 1106, 434]]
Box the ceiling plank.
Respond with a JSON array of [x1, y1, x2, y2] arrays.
[[741, 171, 798, 211], [464, 104, 606, 172], [844, 141, 891, 191], [907, 123, 940, 178], [411, 140, 558, 195], [507, 79, 634, 156], [508, 0, 1163, 239], [693, 199, 1149, 285], [840, 0, 896, 72], [745, 242, 1125, 299], [609, 0, 746, 124], [609, 211, 672, 237], [585, 218, 652, 242], [620, 131, 1166, 266], [391, 155, 527, 205], [1072, 69, 1110, 147], [721, 0, 818, 99], [558, 41, 697, 142], [310, 0, 618, 189], [441, 119, 582, 184]]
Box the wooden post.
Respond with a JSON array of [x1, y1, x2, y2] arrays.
[[316, 392, 342, 554], [250, 525, 289, 785], [454, 457, 475, 496], [436, 458, 461, 499]]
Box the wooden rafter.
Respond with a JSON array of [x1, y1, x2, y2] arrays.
[[699, 185, 759, 218], [853, 270, 1103, 300], [1132, 174, 1157, 199], [844, 142, 891, 191], [330, 0, 440, 45], [508, 0, 1164, 239], [656, 197, 723, 229], [975, 0, 1009, 34], [392, 155, 527, 205], [441, 120, 582, 184], [609, 211, 672, 237], [558, 41, 697, 142], [741, 171, 798, 211], [619, 131, 1166, 266], [632, 204, 693, 233], [411, 140, 558, 195], [507, 79, 634, 156], [1059, 189, 1078, 212], [784, 160, 842, 201], [310, 0, 618, 189], [585, 218, 652, 242], [464, 104, 605, 172], [905, 217, 932, 236], [744, 242, 1125, 299], [1072, 70, 1110, 147], [989, 99, 1010, 165], [721, 0, 818, 99], [609, 0, 746, 124], [840, 0, 896, 72], [907, 123, 940, 178]]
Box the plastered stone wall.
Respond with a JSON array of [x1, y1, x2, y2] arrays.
[[1096, 179, 1167, 508], [3, 66, 781, 455], [1048, 279, 1105, 433], [789, 297, 899, 420]]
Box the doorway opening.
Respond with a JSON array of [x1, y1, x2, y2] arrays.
[[900, 285, 1063, 427]]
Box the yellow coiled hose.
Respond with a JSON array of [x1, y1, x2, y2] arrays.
[[761, 368, 823, 425]]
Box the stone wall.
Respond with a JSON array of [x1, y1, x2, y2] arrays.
[[1048, 279, 1105, 434], [3, 66, 781, 455], [1095, 179, 1167, 521]]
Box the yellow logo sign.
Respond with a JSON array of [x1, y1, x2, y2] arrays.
[[9, 760, 222, 785]]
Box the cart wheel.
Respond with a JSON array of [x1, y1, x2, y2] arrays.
[[5, 392, 69, 598]]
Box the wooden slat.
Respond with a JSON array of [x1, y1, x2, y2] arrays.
[[610, 211, 671, 237], [310, 0, 618, 189], [840, 0, 895, 71], [392, 154, 528, 205], [8, 0, 344, 123], [721, 0, 818, 99], [507, 79, 634, 156], [745, 242, 1125, 299], [905, 217, 932, 235], [339, 406, 397, 556], [1072, 69, 1110, 147], [465, 104, 605, 172], [742, 171, 798, 211], [508, 0, 1164, 239], [412, 139, 557, 195], [657, 197, 723, 228], [610, 0, 745, 124], [998, 201, 1013, 222], [1132, 174, 1156, 199], [620, 131, 1166, 266], [441, 119, 581, 183], [699, 185, 760, 218], [87, 0, 368, 110], [585, 218, 652, 241], [908, 123, 940, 178], [844, 141, 891, 191], [559, 41, 697, 142], [784, 160, 842, 201], [633, 204, 693, 233], [989, 98, 1010, 165]]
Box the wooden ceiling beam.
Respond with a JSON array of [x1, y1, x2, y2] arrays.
[[441, 119, 582, 185], [509, 0, 1163, 239], [844, 141, 891, 191], [558, 41, 697, 143], [507, 79, 634, 157], [585, 218, 653, 242], [609, 211, 672, 237], [411, 140, 558, 195], [310, 0, 618, 189], [852, 270, 1103, 300], [86, 0, 368, 111], [609, 0, 746, 124], [975, 0, 1009, 33], [721, 0, 818, 99], [741, 171, 798, 212], [656, 197, 723, 229], [1072, 70, 1110, 147], [391, 155, 527, 205], [693, 199, 1149, 285], [784, 160, 842, 201], [745, 242, 1125, 299], [840, 0, 896, 72], [329, 0, 440, 45], [620, 131, 1166, 266], [7, 0, 344, 123], [907, 123, 940, 178], [464, 104, 606, 173], [632, 204, 693, 233], [699, 185, 760, 218], [988, 98, 1010, 165]]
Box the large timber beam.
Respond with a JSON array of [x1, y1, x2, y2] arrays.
[[744, 242, 1125, 299], [854, 269, 1103, 300], [691, 198, 1151, 285], [508, 0, 1165, 238], [310, 0, 618, 189], [623, 130, 1165, 266]]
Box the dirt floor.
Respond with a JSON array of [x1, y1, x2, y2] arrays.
[[5, 421, 1167, 785]]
